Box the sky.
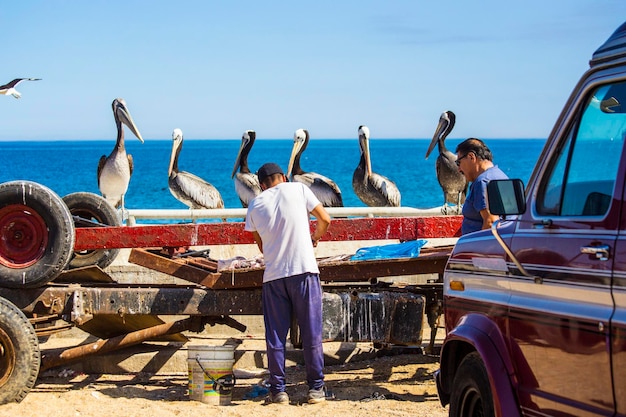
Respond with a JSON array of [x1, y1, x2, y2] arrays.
[[1, 1, 625, 141]]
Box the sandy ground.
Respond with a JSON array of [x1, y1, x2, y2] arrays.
[[0, 351, 448, 417]]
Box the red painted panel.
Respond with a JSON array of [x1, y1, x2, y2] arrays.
[[74, 216, 462, 250]]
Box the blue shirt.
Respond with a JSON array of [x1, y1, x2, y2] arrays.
[[461, 165, 508, 235]]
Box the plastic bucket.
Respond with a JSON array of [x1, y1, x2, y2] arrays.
[[187, 345, 236, 405]]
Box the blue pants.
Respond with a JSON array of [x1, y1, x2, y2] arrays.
[[262, 272, 324, 394]]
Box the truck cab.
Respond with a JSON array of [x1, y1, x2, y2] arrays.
[[436, 21, 626, 417]]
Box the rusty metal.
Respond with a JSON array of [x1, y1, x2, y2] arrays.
[[40, 316, 200, 372], [33, 322, 74, 337], [29, 314, 74, 337], [76, 314, 188, 342], [0, 286, 265, 317], [74, 216, 462, 251]]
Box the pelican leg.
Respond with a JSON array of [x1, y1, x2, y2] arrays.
[[119, 195, 129, 224], [455, 193, 464, 214]]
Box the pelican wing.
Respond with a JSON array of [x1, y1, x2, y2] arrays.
[[97, 155, 107, 187], [234, 172, 262, 208], [368, 173, 401, 207], [128, 154, 134, 176], [172, 171, 224, 209], [295, 172, 343, 207]]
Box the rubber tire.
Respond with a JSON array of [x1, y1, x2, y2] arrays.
[[63, 192, 121, 269], [289, 315, 302, 349], [449, 352, 495, 417], [0, 181, 75, 288], [0, 296, 40, 404]]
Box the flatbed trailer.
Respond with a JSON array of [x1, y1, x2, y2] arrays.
[[0, 181, 460, 404]]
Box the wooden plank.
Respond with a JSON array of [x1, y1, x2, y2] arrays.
[[319, 251, 448, 282], [74, 216, 462, 251], [128, 249, 263, 289], [183, 257, 218, 271], [129, 246, 452, 289]]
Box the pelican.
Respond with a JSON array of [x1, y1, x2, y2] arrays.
[[352, 125, 401, 207], [97, 98, 144, 211], [0, 78, 41, 99], [287, 128, 343, 207], [425, 110, 467, 214], [231, 130, 261, 207], [168, 128, 224, 209]]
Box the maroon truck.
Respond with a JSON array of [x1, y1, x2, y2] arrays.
[[436, 21, 626, 417]]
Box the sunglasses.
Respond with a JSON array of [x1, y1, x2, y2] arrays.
[[455, 153, 470, 167]]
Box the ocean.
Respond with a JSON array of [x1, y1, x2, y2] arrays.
[[0, 138, 545, 212]]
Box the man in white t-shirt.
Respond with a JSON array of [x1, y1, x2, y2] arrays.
[[245, 162, 331, 405]]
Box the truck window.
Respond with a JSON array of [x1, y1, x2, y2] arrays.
[[537, 81, 626, 216]]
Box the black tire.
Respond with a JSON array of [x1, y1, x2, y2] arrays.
[[289, 315, 302, 349], [0, 296, 40, 404], [63, 192, 121, 269], [0, 181, 75, 288], [449, 352, 495, 417]]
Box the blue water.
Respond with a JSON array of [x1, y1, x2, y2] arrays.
[[0, 138, 545, 210]]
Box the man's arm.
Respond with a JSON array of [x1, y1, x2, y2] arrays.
[[310, 204, 331, 247], [252, 231, 263, 253], [479, 208, 498, 230]]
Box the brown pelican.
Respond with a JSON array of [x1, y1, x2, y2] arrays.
[[287, 128, 343, 207], [231, 130, 261, 207], [168, 128, 224, 209], [425, 110, 467, 214], [352, 125, 401, 207], [97, 98, 144, 211], [0, 78, 41, 99]]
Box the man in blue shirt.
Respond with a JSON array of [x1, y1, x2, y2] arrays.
[[455, 138, 508, 235]]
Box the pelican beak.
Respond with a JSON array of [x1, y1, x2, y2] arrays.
[[116, 99, 144, 143], [359, 133, 372, 182], [425, 118, 446, 159], [231, 135, 249, 178], [231, 149, 242, 178], [168, 129, 182, 176], [286, 139, 303, 178]]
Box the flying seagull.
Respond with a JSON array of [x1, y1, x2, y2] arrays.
[[0, 78, 41, 99]]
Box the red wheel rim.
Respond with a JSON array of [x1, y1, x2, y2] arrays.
[[0, 327, 16, 386], [0, 204, 48, 268]]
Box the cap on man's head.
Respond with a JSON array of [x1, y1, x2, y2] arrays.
[[257, 162, 284, 184]]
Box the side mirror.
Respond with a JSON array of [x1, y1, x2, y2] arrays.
[[487, 179, 526, 215]]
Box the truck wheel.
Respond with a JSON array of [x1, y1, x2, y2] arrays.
[[0, 181, 75, 288], [0, 296, 40, 404], [449, 352, 495, 417], [63, 192, 121, 269]]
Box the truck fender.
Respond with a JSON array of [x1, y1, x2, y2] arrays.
[[439, 313, 520, 417]]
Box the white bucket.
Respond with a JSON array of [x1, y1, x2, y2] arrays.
[[187, 345, 236, 405]]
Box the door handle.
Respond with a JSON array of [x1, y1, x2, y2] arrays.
[[580, 245, 610, 261]]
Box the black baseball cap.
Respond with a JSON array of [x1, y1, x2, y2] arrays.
[[257, 162, 284, 183]]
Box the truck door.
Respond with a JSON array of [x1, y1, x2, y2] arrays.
[[613, 103, 626, 416], [508, 80, 626, 416]]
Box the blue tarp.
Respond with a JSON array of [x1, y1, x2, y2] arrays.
[[350, 239, 428, 261]]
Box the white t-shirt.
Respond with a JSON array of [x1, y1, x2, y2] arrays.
[[245, 182, 321, 282]]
